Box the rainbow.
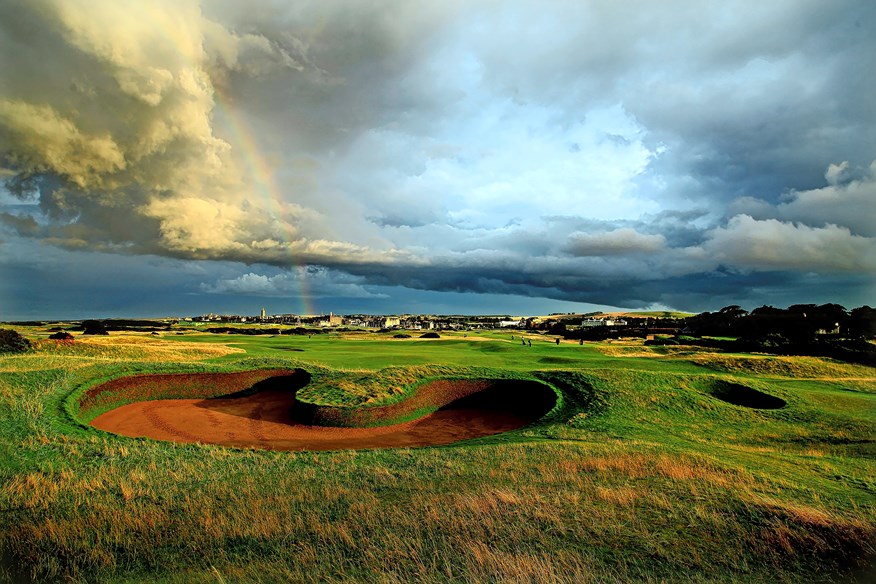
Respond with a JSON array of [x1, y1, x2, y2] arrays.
[[135, 4, 316, 315], [211, 96, 316, 316]]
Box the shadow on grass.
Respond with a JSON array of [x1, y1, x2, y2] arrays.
[[710, 381, 786, 410]]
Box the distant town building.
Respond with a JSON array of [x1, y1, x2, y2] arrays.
[[319, 312, 344, 327], [261, 307, 266, 319], [581, 318, 628, 327]]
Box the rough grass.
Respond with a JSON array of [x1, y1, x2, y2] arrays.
[[596, 342, 716, 358], [688, 353, 876, 380], [3, 442, 872, 583], [0, 329, 874, 583]]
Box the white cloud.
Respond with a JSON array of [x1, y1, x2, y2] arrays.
[[726, 161, 876, 237], [778, 160, 876, 237], [702, 215, 876, 273], [825, 161, 850, 186], [202, 267, 386, 298]]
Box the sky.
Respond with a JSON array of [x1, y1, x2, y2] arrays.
[[1, 0, 874, 320]]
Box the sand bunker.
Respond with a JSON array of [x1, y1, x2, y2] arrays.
[[89, 374, 556, 451], [710, 381, 786, 410]]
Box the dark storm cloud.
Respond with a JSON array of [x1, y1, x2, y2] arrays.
[[565, 229, 665, 257], [626, 2, 876, 203]]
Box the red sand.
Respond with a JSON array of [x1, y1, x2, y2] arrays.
[[90, 387, 536, 451]]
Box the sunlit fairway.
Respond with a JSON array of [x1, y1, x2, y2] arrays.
[[1, 326, 874, 582]]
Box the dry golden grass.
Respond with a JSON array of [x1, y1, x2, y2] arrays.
[[596, 343, 715, 358], [596, 486, 642, 506], [2, 440, 872, 583], [0, 336, 242, 372], [462, 542, 602, 584], [65, 335, 243, 360]]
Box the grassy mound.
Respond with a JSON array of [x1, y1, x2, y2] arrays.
[[293, 365, 464, 406], [293, 377, 557, 428], [0, 329, 31, 354]]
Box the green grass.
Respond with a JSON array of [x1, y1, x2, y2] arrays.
[[0, 329, 874, 582]]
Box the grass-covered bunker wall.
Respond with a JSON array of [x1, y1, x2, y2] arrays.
[[293, 378, 557, 427], [76, 369, 306, 421]]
